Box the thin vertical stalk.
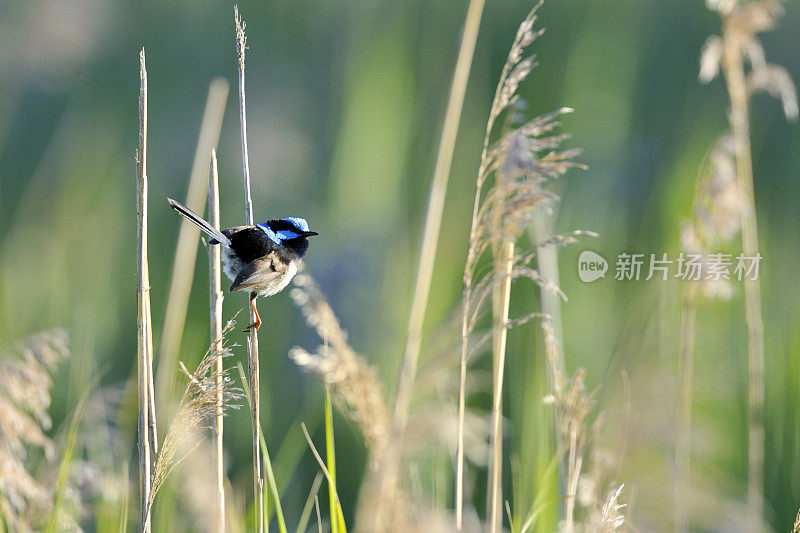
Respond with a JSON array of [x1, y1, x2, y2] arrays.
[[234, 7, 265, 532], [530, 211, 564, 375], [209, 149, 226, 532], [487, 205, 515, 533], [393, 0, 486, 430], [529, 208, 565, 524], [156, 79, 229, 406], [675, 287, 697, 533], [563, 430, 582, 533], [136, 48, 155, 533], [236, 364, 288, 533], [721, 26, 765, 530], [456, 6, 542, 523], [324, 383, 345, 533], [324, 384, 337, 533]]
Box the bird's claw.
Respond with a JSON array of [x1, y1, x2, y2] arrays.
[[242, 321, 260, 333]]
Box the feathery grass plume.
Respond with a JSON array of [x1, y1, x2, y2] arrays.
[[699, 0, 797, 527], [679, 135, 743, 299], [597, 484, 626, 532], [289, 272, 390, 459], [0, 329, 69, 531], [288, 272, 412, 531], [576, 444, 627, 533], [455, 5, 585, 529], [793, 508, 800, 533], [233, 8, 266, 530], [674, 133, 742, 529], [147, 321, 243, 514], [294, 291, 493, 530], [541, 320, 598, 532]]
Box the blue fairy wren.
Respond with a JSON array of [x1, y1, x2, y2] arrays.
[[167, 198, 318, 330]]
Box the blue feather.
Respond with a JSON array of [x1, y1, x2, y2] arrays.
[[256, 223, 280, 244], [256, 218, 309, 244], [283, 217, 309, 232]]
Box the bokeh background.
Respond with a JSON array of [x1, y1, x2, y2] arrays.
[[1, 0, 799, 530]]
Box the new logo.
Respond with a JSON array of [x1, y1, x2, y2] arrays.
[[578, 250, 608, 282]]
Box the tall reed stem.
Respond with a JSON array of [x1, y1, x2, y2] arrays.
[[530, 211, 564, 375], [393, 0, 486, 431], [487, 235, 514, 533], [721, 25, 765, 530], [530, 206, 566, 521], [235, 7, 265, 532], [209, 149, 226, 532], [456, 7, 532, 523], [156, 80, 229, 407], [136, 48, 156, 533]]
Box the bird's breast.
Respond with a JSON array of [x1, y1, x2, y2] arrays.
[[255, 260, 298, 297]]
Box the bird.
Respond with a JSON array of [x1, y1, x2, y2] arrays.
[[167, 198, 318, 331]]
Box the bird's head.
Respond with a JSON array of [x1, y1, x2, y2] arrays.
[[257, 217, 318, 257]]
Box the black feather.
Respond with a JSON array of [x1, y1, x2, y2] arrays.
[[167, 198, 231, 247], [223, 227, 279, 263]]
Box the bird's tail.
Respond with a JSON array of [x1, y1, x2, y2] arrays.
[[167, 198, 231, 247]]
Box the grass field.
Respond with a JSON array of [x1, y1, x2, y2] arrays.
[[1, 0, 800, 531]]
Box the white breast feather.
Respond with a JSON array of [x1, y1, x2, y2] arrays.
[[256, 260, 298, 297]]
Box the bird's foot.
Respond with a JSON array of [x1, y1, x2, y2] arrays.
[[242, 294, 262, 332], [242, 319, 261, 333]]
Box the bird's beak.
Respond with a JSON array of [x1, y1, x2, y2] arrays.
[[303, 231, 319, 237]]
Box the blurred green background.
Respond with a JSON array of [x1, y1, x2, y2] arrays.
[[1, 0, 799, 530]]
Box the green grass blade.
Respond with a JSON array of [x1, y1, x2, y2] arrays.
[[295, 473, 323, 533], [238, 362, 288, 533], [260, 430, 287, 533], [45, 385, 92, 533], [274, 395, 322, 495], [324, 383, 346, 533]]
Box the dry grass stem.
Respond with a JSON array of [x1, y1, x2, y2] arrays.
[[136, 47, 156, 533], [541, 320, 597, 532], [674, 132, 744, 528], [148, 322, 243, 512], [234, 6, 265, 531], [674, 132, 749, 528], [455, 4, 585, 529], [209, 149, 226, 532], [156, 79, 229, 406], [314, 496, 322, 533], [700, 1, 797, 527], [394, 0, 486, 433]]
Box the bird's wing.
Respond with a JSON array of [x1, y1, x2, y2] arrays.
[[229, 252, 290, 293], [224, 226, 277, 263]]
